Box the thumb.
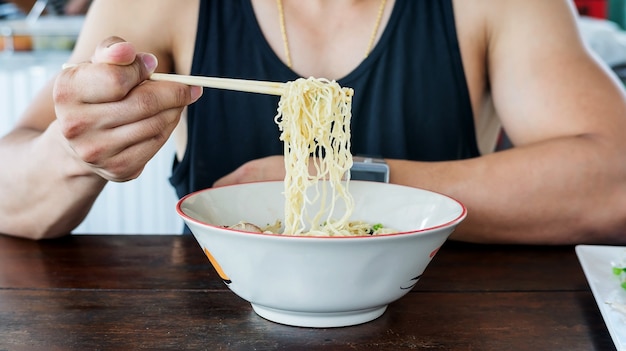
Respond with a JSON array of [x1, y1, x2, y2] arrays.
[[91, 37, 158, 75], [91, 36, 137, 66]]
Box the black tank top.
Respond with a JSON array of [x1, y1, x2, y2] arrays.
[[170, 0, 479, 201]]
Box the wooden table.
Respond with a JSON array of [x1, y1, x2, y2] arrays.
[[0, 234, 616, 350]]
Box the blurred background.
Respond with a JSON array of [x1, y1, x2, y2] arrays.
[[1, 0, 625, 235]]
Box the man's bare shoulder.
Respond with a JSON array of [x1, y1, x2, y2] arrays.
[[453, 0, 579, 41], [463, 0, 623, 146], [70, 0, 200, 72]]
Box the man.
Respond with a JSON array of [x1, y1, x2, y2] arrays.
[[1, 0, 626, 244]]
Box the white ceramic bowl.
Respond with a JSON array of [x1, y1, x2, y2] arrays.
[[176, 181, 466, 328]]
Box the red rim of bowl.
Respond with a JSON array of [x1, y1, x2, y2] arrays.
[[176, 181, 468, 239]]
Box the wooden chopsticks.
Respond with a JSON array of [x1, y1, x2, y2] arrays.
[[149, 73, 285, 96], [61, 63, 286, 96]]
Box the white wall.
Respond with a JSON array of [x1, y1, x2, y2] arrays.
[[0, 51, 182, 234]]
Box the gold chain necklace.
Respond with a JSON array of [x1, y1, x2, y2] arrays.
[[276, 0, 387, 69]]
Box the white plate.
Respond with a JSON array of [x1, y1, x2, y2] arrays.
[[576, 245, 626, 351]]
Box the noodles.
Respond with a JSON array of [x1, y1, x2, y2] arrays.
[[230, 77, 395, 236], [275, 77, 355, 236]]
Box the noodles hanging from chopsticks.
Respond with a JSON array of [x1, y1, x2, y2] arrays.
[[226, 77, 395, 236], [274, 77, 355, 236]]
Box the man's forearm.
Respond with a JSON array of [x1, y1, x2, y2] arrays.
[[0, 122, 107, 239], [387, 135, 626, 245]]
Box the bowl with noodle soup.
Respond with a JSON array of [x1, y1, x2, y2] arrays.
[[176, 180, 466, 328]]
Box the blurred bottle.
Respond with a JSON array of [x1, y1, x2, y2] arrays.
[[2, 0, 91, 16], [574, 0, 608, 18], [609, 0, 626, 29]]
